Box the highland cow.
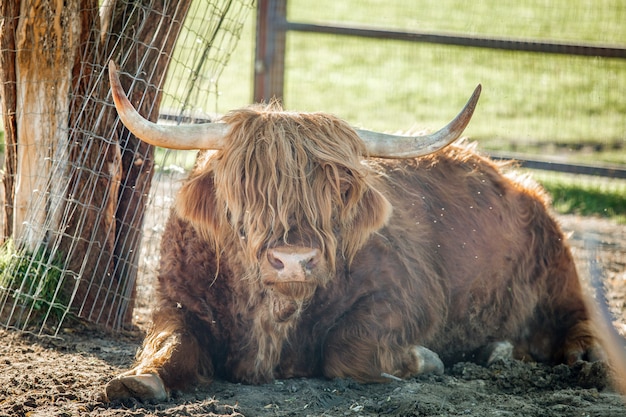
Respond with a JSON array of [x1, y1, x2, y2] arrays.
[[105, 61, 601, 402]]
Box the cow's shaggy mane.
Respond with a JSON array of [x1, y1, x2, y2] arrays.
[[177, 102, 392, 273]]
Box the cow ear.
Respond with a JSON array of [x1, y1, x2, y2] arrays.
[[356, 186, 392, 232], [175, 171, 221, 240], [343, 186, 392, 259]]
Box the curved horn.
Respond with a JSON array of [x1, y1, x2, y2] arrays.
[[108, 61, 228, 150], [357, 84, 481, 158]]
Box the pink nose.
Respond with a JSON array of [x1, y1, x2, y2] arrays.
[[266, 247, 321, 279]]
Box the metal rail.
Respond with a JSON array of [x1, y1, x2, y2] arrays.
[[488, 153, 626, 179], [284, 21, 626, 59]]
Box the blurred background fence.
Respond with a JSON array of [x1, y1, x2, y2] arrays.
[[0, 0, 624, 337], [249, 0, 626, 175]]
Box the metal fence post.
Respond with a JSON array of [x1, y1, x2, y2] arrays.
[[254, 0, 287, 103]]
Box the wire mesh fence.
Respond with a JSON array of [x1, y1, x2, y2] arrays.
[[257, 0, 625, 168], [0, 0, 624, 339], [0, 0, 253, 336]]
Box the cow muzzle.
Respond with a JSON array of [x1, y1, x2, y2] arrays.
[[260, 246, 326, 299]]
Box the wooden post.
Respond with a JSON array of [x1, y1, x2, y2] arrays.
[[253, 0, 287, 103], [13, 0, 81, 250]]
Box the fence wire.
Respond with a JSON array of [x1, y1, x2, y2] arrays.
[[0, 0, 253, 336], [278, 0, 625, 163]]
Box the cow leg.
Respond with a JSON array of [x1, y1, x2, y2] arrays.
[[517, 312, 603, 365], [322, 324, 443, 382], [105, 305, 211, 402], [517, 251, 604, 365], [513, 316, 599, 366]]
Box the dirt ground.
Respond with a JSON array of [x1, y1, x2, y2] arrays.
[[1, 213, 625, 417]]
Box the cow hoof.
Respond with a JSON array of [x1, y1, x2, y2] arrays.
[[412, 346, 444, 375], [566, 344, 606, 365], [486, 341, 514, 365], [105, 373, 167, 403]]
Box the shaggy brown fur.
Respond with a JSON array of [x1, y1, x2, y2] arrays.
[[106, 104, 600, 400]]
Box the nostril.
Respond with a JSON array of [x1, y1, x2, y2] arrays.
[[267, 250, 285, 270], [304, 250, 321, 271]]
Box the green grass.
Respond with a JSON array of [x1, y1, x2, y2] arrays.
[[210, 0, 625, 166], [532, 172, 626, 223], [0, 240, 69, 324], [287, 0, 625, 44]]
